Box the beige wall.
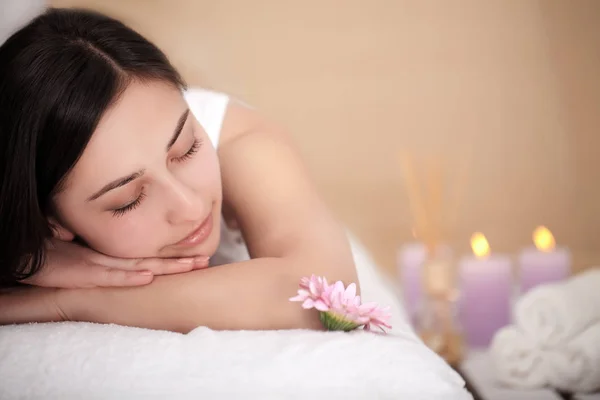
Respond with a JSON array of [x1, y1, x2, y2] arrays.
[[50, 0, 600, 276]]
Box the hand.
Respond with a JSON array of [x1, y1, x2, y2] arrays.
[[20, 239, 209, 289]]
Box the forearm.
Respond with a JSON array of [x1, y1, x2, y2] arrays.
[[64, 255, 357, 333], [0, 286, 65, 324]]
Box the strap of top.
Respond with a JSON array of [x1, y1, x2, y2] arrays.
[[184, 88, 229, 149]]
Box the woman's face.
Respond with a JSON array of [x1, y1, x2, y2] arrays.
[[52, 81, 222, 259]]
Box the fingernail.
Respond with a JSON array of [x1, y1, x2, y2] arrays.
[[177, 258, 194, 264], [194, 256, 210, 264], [139, 270, 153, 276]]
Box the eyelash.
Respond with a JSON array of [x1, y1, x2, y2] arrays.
[[112, 191, 146, 217], [111, 138, 202, 217], [174, 138, 202, 163]]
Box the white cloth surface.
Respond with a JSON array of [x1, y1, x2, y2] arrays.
[[0, 324, 470, 400], [491, 268, 600, 393], [544, 323, 600, 393], [489, 326, 547, 389], [490, 323, 600, 393], [0, 234, 470, 399], [514, 267, 600, 348], [184, 88, 229, 148], [462, 350, 562, 400]]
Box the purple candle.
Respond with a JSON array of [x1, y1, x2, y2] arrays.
[[398, 242, 452, 326], [398, 242, 426, 325], [518, 226, 571, 295], [458, 233, 512, 348]]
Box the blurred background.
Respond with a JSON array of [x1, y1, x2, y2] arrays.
[[4, 0, 600, 277]]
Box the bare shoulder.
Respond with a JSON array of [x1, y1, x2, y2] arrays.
[[218, 100, 292, 148]]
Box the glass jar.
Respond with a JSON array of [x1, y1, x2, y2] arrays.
[[416, 247, 464, 367]]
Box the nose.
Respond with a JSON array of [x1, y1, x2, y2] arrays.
[[162, 176, 208, 225]]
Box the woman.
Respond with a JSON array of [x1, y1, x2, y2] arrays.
[[0, 8, 358, 333]]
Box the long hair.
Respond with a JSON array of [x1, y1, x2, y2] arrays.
[[0, 8, 186, 286]]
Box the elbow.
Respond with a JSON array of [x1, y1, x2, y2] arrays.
[[288, 248, 360, 295], [320, 256, 360, 293], [318, 238, 360, 292], [281, 254, 359, 331]]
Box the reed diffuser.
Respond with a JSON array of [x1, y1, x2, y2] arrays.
[[399, 151, 470, 366]]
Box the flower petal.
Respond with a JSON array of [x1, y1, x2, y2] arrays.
[[289, 294, 306, 302], [309, 279, 318, 296], [344, 283, 357, 300], [314, 299, 329, 312], [332, 281, 345, 296], [358, 302, 379, 314], [302, 299, 315, 309]]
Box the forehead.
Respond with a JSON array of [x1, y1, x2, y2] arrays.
[[93, 80, 186, 147], [64, 81, 187, 195]]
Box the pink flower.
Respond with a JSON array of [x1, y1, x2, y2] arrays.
[[290, 274, 392, 333]]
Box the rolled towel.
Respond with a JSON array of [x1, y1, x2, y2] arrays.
[[544, 323, 600, 393], [514, 267, 600, 348], [489, 325, 547, 389]]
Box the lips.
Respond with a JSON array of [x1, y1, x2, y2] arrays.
[[175, 213, 213, 247]]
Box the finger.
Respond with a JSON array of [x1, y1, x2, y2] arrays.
[[92, 253, 209, 272], [86, 252, 140, 270], [21, 264, 154, 289], [191, 256, 210, 270], [134, 256, 209, 275], [94, 267, 154, 287]]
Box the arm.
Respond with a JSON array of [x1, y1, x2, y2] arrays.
[[4, 101, 358, 333]]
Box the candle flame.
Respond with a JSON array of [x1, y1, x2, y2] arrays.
[[471, 232, 490, 258], [533, 225, 555, 252]]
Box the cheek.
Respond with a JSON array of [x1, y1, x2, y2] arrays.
[[53, 195, 164, 258], [182, 142, 222, 195], [115, 218, 161, 256], [78, 213, 166, 258], [202, 151, 222, 190]]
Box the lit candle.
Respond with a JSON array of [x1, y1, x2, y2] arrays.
[[518, 226, 571, 295], [458, 233, 512, 348]]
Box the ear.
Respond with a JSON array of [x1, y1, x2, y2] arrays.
[[48, 217, 75, 241]]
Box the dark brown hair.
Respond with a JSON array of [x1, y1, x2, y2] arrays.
[[0, 8, 186, 285]]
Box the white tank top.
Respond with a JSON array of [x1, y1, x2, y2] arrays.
[[184, 88, 251, 266]]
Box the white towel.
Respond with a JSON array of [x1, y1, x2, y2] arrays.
[[514, 267, 600, 348], [0, 322, 472, 399], [489, 325, 547, 389], [543, 323, 600, 393]]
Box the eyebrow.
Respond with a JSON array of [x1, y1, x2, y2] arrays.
[[87, 170, 145, 202], [87, 109, 190, 202], [166, 109, 190, 151]]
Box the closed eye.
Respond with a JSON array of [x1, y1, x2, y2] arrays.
[[112, 191, 146, 217], [173, 138, 202, 163]]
